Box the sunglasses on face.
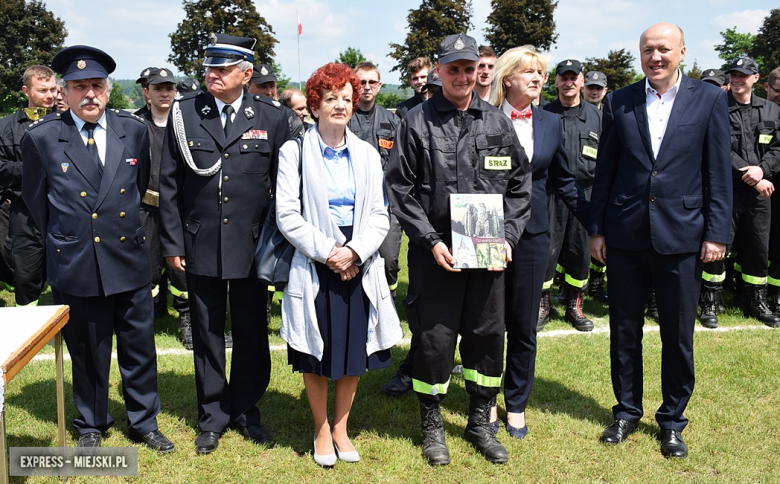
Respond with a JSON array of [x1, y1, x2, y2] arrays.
[[360, 79, 379, 87]]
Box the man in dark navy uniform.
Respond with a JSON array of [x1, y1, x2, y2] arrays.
[[159, 33, 289, 454], [21, 46, 174, 452]]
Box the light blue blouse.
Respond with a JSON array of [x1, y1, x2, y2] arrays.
[[316, 128, 356, 226]]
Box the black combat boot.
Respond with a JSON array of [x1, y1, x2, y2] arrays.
[[732, 278, 744, 308], [588, 269, 609, 303], [767, 285, 780, 316], [464, 396, 508, 464], [179, 311, 193, 350], [420, 401, 450, 465], [153, 291, 168, 318], [699, 283, 721, 329], [382, 347, 415, 396], [646, 288, 660, 322], [564, 284, 594, 332], [743, 284, 780, 327], [537, 290, 552, 331]]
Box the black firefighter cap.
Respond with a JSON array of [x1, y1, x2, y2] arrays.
[[701, 68, 725, 87], [136, 67, 156, 84], [52, 45, 116, 81], [556, 59, 582, 76], [437, 34, 479, 65], [176, 78, 201, 94], [584, 71, 607, 87], [146, 68, 176, 86], [251, 64, 277, 84], [727, 57, 759, 75], [204, 33, 256, 67]]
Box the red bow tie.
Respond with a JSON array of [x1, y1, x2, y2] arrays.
[[511, 109, 532, 120]]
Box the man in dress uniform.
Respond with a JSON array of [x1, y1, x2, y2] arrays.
[[395, 57, 433, 119], [582, 71, 608, 110], [540, 60, 602, 331], [699, 57, 780, 328], [386, 33, 532, 465], [21, 46, 174, 452], [137, 68, 193, 349], [0, 65, 57, 306], [589, 23, 732, 458], [159, 33, 290, 454]]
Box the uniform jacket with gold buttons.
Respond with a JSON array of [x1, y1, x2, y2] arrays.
[[21, 109, 152, 297], [158, 91, 290, 279]]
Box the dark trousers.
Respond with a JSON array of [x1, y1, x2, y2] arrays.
[[141, 208, 188, 312], [768, 183, 780, 287], [5, 206, 45, 304], [544, 195, 590, 288], [0, 199, 13, 286], [406, 243, 505, 403], [54, 284, 160, 435], [703, 188, 770, 283], [504, 230, 551, 413], [607, 246, 700, 431], [377, 211, 403, 291], [186, 273, 271, 432]]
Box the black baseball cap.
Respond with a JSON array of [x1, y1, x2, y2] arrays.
[[437, 34, 479, 65], [421, 69, 442, 93], [51, 45, 116, 81], [727, 57, 759, 75], [146, 68, 176, 85], [136, 67, 155, 84], [556, 59, 582, 76], [176, 78, 201, 94], [584, 71, 607, 87], [251, 64, 277, 84], [701, 68, 725, 87]]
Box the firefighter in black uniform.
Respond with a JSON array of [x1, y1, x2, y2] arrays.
[[699, 57, 780, 328], [138, 68, 193, 348], [21, 45, 174, 452], [386, 34, 532, 465], [540, 60, 602, 331], [395, 57, 433, 119], [159, 33, 290, 454], [0, 65, 58, 306], [134, 67, 154, 116]]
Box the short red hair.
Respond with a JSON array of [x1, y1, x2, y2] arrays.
[[305, 63, 360, 122]]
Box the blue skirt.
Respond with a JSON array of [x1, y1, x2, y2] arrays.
[[288, 226, 391, 380]]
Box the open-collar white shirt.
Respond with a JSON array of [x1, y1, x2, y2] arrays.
[[646, 70, 683, 158]]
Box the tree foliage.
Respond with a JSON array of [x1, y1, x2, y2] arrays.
[[749, 8, 780, 98], [484, 0, 558, 55], [107, 80, 129, 110], [376, 91, 404, 109], [714, 27, 755, 70], [0, 0, 67, 113], [582, 49, 637, 92], [273, 61, 291, 93], [389, 0, 473, 89], [168, 0, 277, 80], [336, 47, 368, 69], [683, 59, 702, 80]]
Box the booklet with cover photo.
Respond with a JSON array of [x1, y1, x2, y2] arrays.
[[450, 193, 506, 269]]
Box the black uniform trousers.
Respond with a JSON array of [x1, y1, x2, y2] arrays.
[[703, 187, 770, 284], [377, 211, 403, 293], [140, 207, 188, 312], [769, 179, 780, 288], [607, 246, 700, 431], [544, 192, 591, 289], [186, 273, 271, 432], [407, 243, 505, 403], [53, 284, 161, 435], [4, 205, 45, 305], [0, 199, 13, 287], [504, 230, 550, 413]]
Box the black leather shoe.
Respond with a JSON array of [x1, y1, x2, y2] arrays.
[[77, 432, 102, 448], [382, 349, 414, 396], [239, 424, 272, 446], [660, 429, 688, 458], [195, 431, 220, 454], [599, 419, 638, 444], [128, 429, 175, 453]]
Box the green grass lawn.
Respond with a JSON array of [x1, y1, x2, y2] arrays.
[[3, 240, 780, 483]]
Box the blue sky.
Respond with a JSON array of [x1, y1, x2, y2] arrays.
[[47, 0, 775, 85]]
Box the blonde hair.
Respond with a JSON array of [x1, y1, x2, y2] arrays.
[[490, 45, 552, 107]]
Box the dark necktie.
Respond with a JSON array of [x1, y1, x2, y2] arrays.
[[223, 105, 234, 136], [83, 122, 103, 176]]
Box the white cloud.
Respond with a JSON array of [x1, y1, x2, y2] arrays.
[[711, 9, 768, 32]]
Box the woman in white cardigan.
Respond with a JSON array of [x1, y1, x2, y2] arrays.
[[276, 63, 402, 467]]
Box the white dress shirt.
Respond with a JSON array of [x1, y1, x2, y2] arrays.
[[214, 95, 243, 128], [646, 70, 683, 158], [71, 111, 107, 164], [502, 100, 534, 163]]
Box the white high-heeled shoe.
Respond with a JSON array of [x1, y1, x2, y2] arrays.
[[313, 434, 337, 467], [333, 437, 360, 463]]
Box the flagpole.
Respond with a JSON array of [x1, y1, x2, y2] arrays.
[[297, 10, 301, 90]]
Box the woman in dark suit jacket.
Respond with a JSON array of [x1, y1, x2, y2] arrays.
[[489, 46, 589, 438]]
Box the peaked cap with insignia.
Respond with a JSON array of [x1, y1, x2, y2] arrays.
[[583, 71, 607, 87], [437, 34, 479, 65], [204, 33, 256, 67], [51, 45, 116, 81], [251, 63, 277, 84]]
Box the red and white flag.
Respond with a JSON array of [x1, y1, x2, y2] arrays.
[[297, 13, 302, 36]]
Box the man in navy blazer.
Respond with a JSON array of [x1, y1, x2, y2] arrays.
[[21, 46, 174, 453], [588, 23, 732, 458]]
